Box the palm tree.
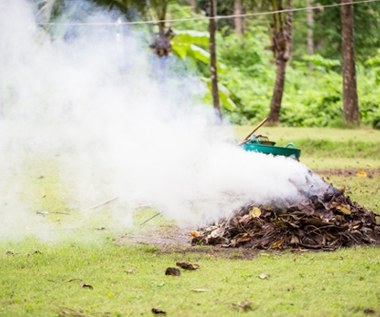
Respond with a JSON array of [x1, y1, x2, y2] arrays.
[[36, 0, 64, 24], [37, 0, 174, 57], [96, 0, 175, 57], [340, 0, 359, 125], [209, 0, 221, 120], [306, 0, 314, 70], [267, 0, 292, 124], [148, 0, 175, 57], [234, 0, 244, 36]]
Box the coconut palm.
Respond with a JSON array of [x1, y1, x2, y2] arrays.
[[37, 0, 175, 57], [267, 0, 293, 124], [36, 0, 63, 23]]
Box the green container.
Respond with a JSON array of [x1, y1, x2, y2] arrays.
[[242, 138, 301, 160]]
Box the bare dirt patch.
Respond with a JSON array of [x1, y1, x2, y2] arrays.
[[315, 168, 380, 177], [117, 225, 261, 259], [119, 226, 191, 248]]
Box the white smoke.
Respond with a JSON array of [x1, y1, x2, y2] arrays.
[[0, 0, 330, 239]]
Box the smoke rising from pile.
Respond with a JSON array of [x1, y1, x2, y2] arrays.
[[0, 0, 330, 239]]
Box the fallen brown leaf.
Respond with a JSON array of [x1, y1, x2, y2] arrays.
[[231, 300, 253, 312], [258, 273, 269, 280], [189, 230, 200, 238], [191, 288, 208, 293], [363, 308, 376, 315], [165, 267, 180, 276], [79, 282, 93, 289], [357, 171, 368, 177], [176, 262, 200, 270], [151, 308, 167, 315], [249, 207, 261, 218]]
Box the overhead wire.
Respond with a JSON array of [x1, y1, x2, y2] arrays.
[[36, 0, 380, 27]]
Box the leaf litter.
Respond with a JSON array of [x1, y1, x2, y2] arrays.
[[192, 187, 380, 251]]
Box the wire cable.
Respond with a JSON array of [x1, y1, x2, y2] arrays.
[[37, 0, 380, 27]]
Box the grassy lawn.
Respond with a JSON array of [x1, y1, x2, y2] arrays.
[[1, 127, 379, 317], [1, 242, 379, 317]]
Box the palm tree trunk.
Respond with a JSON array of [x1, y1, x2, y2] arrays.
[[268, 0, 292, 124], [209, 0, 222, 121], [341, 0, 359, 124], [307, 0, 314, 70], [190, 0, 198, 13], [269, 58, 286, 123], [234, 0, 244, 36]]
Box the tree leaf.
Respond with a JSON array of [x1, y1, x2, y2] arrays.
[[336, 204, 351, 215], [249, 207, 261, 218]]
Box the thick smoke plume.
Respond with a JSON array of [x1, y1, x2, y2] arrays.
[[0, 0, 330, 240]]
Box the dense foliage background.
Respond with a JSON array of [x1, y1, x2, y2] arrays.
[[37, 0, 380, 128], [170, 1, 380, 128]]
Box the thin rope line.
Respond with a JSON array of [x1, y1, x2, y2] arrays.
[[37, 0, 380, 27]]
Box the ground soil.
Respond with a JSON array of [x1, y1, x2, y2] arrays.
[[118, 226, 262, 258], [119, 226, 192, 248], [315, 168, 380, 177]]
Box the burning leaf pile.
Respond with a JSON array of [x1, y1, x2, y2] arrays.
[[192, 189, 380, 250]]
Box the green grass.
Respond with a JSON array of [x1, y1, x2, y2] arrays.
[[1, 127, 380, 317], [1, 241, 379, 317], [236, 126, 380, 143]]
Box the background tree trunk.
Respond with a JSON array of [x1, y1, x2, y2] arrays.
[[341, 0, 360, 125], [234, 0, 244, 36], [209, 0, 222, 121], [307, 0, 314, 70], [190, 0, 198, 13], [268, 0, 292, 124], [269, 58, 287, 123]]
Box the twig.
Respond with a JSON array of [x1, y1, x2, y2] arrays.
[[85, 197, 119, 211], [140, 212, 162, 225]]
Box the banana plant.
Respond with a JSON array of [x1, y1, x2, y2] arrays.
[[171, 29, 235, 112]]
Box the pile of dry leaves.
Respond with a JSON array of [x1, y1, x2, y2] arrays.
[[191, 188, 380, 250]]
